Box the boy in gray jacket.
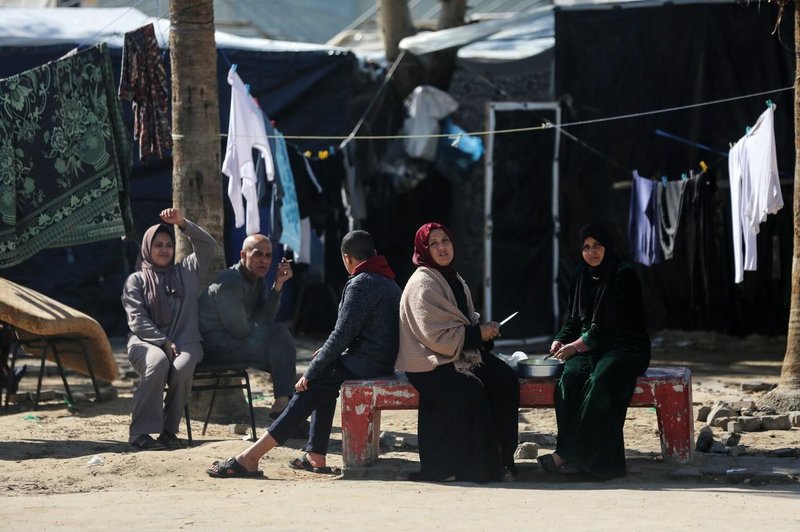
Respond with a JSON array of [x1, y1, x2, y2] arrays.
[[208, 230, 400, 477]]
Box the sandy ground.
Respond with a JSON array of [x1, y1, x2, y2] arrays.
[[1, 330, 799, 530]]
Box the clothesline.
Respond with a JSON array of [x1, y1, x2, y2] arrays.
[[171, 85, 793, 142], [51, 4, 792, 146]]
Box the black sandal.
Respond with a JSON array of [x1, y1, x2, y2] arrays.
[[207, 457, 264, 479], [157, 431, 184, 450], [130, 435, 165, 451], [288, 454, 342, 475], [538, 453, 558, 472]]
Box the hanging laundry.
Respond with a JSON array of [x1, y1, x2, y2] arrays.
[[341, 140, 367, 230], [0, 44, 135, 269], [255, 115, 280, 202], [657, 177, 689, 260], [628, 170, 661, 266], [222, 67, 274, 235], [272, 130, 301, 253], [402, 85, 458, 161], [728, 137, 756, 283], [118, 23, 172, 162], [743, 104, 783, 232], [288, 148, 327, 236], [727, 104, 783, 283]]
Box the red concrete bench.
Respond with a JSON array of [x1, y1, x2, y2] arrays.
[[341, 366, 694, 469]]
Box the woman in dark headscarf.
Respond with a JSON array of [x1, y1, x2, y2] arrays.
[[395, 222, 520, 482], [121, 207, 216, 450], [539, 222, 650, 479]]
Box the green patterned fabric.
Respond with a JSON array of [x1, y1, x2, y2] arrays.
[[0, 43, 135, 268]]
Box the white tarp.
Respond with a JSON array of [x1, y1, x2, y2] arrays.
[[0, 7, 349, 52], [398, 0, 734, 62], [399, 5, 554, 60]]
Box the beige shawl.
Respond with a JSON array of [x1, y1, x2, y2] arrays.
[[395, 266, 483, 376]]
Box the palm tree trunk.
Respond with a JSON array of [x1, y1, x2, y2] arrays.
[[170, 0, 247, 428], [169, 0, 225, 277], [761, 7, 800, 412]]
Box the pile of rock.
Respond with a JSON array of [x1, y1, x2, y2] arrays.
[[698, 400, 800, 433], [695, 400, 800, 456]]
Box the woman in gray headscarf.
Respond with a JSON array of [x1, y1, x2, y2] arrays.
[[121, 207, 215, 450]]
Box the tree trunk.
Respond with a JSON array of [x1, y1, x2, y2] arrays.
[[169, 0, 225, 276], [170, 0, 247, 427], [378, 0, 415, 61], [428, 0, 466, 89], [761, 7, 800, 412], [377, 0, 422, 99]]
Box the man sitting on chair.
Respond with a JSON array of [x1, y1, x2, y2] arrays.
[[207, 229, 401, 478], [198, 234, 296, 421]]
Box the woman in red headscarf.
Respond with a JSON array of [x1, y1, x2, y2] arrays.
[[395, 222, 520, 482], [121, 207, 216, 450]]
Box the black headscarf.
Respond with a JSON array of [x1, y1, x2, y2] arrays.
[[571, 222, 621, 327]]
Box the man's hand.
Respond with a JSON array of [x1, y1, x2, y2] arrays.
[[295, 375, 310, 392], [160, 207, 187, 230], [274, 258, 294, 291], [162, 341, 180, 362], [549, 341, 564, 355]]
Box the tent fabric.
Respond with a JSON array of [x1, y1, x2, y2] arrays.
[[0, 7, 351, 52], [399, 4, 553, 60], [555, 2, 794, 334], [0, 9, 359, 335]]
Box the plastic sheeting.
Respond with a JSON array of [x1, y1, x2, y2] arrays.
[[402, 85, 459, 161], [0, 12, 358, 335], [555, 2, 794, 335]]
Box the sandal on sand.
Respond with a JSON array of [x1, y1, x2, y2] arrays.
[[157, 432, 184, 450], [130, 435, 165, 451], [207, 457, 264, 479], [538, 453, 558, 473], [288, 454, 341, 475]]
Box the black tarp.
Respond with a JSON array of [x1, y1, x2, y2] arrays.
[[0, 43, 358, 335], [489, 106, 559, 340], [555, 2, 794, 335]]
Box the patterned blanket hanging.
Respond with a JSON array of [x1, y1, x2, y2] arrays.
[[0, 43, 135, 268]]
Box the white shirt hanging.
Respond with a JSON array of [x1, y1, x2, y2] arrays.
[[221, 68, 275, 235], [728, 104, 783, 284]]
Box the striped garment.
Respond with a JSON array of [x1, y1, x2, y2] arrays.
[[396, 266, 482, 375]]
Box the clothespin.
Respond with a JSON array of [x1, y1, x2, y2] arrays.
[[231, 63, 238, 72], [328, 145, 336, 156], [318, 150, 329, 160], [303, 150, 312, 158], [699, 161, 708, 173], [681, 172, 688, 181], [661, 175, 668, 186], [766, 99, 773, 108], [450, 132, 463, 148], [745, 126, 751, 135], [245, 83, 250, 94]]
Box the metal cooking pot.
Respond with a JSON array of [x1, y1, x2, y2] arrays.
[[516, 355, 564, 378]]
